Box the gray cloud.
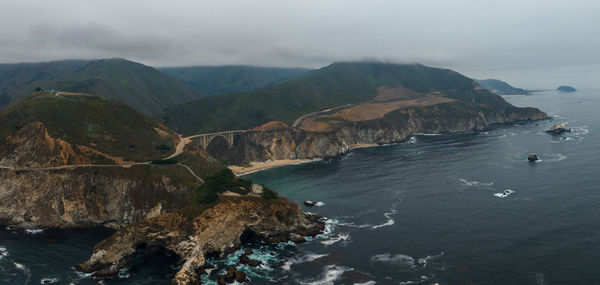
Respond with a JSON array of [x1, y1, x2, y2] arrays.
[[0, 0, 598, 89]]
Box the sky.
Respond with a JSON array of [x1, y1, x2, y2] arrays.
[[1, 0, 598, 89]]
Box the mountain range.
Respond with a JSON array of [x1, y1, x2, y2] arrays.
[[159, 65, 310, 96]]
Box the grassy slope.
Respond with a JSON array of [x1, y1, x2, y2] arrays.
[[159, 65, 310, 96], [0, 59, 206, 115], [0, 92, 178, 161], [162, 62, 516, 134], [0, 60, 89, 108]]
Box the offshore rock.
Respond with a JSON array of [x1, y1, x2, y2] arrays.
[[239, 253, 262, 267], [528, 153, 539, 162], [546, 123, 571, 135], [76, 196, 325, 284], [218, 266, 247, 284]]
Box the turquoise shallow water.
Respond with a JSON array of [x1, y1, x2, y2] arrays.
[[1, 90, 599, 284]]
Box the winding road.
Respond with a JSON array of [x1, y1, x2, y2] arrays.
[[0, 135, 206, 182]]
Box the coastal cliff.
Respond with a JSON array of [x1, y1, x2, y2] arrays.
[[0, 165, 198, 228], [76, 196, 324, 284], [206, 102, 549, 166]]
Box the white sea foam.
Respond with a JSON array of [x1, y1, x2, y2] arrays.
[[40, 277, 59, 284], [316, 218, 340, 239], [459, 178, 494, 187], [370, 253, 416, 268], [417, 252, 444, 268], [535, 272, 548, 285], [494, 189, 515, 198], [0, 246, 7, 259], [406, 136, 417, 144], [321, 233, 350, 246], [398, 275, 429, 284], [25, 228, 43, 234], [14, 262, 27, 271], [282, 253, 328, 271], [340, 207, 397, 230], [372, 209, 396, 229], [298, 265, 353, 285], [315, 201, 326, 207], [573, 126, 589, 135], [117, 267, 130, 279], [371, 252, 443, 271], [353, 281, 376, 285]]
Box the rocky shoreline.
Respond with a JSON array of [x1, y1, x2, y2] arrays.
[[76, 196, 325, 284], [208, 102, 549, 167]]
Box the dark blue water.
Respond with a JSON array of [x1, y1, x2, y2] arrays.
[[1, 90, 598, 284]]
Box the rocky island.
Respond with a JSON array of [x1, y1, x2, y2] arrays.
[[557, 85, 577, 92]]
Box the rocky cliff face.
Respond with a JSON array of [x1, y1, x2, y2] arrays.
[[76, 196, 324, 284], [0, 165, 198, 228], [207, 102, 549, 165]]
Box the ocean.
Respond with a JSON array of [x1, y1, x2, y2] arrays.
[[1, 90, 598, 284]]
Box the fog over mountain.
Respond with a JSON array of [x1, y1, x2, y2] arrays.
[[1, 0, 598, 89]]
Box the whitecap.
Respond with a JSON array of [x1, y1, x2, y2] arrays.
[[321, 233, 350, 246], [298, 265, 353, 285], [40, 277, 59, 284], [459, 178, 494, 187], [406, 137, 417, 144], [494, 189, 515, 198], [315, 201, 326, 207], [354, 282, 376, 285], [282, 253, 329, 271], [25, 229, 43, 234]]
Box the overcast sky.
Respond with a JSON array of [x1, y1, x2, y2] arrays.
[[1, 0, 598, 89]]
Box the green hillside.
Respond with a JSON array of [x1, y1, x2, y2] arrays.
[[159, 65, 310, 96], [161, 62, 514, 134], [0, 59, 206, 115], [0, 92, 178, 161], [475, 79, 530, 95], [0, 60, 89, 108]]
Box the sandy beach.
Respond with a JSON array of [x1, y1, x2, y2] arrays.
[[229, 158, 321, 176], [229, 143, 383, 176]]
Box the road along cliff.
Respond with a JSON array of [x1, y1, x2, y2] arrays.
[[204, 101, 549, 167]]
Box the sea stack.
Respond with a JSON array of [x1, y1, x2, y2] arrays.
[[528, 153, 539, 162], [547, 123, 571, 135], [304, 200, 317, 206]]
